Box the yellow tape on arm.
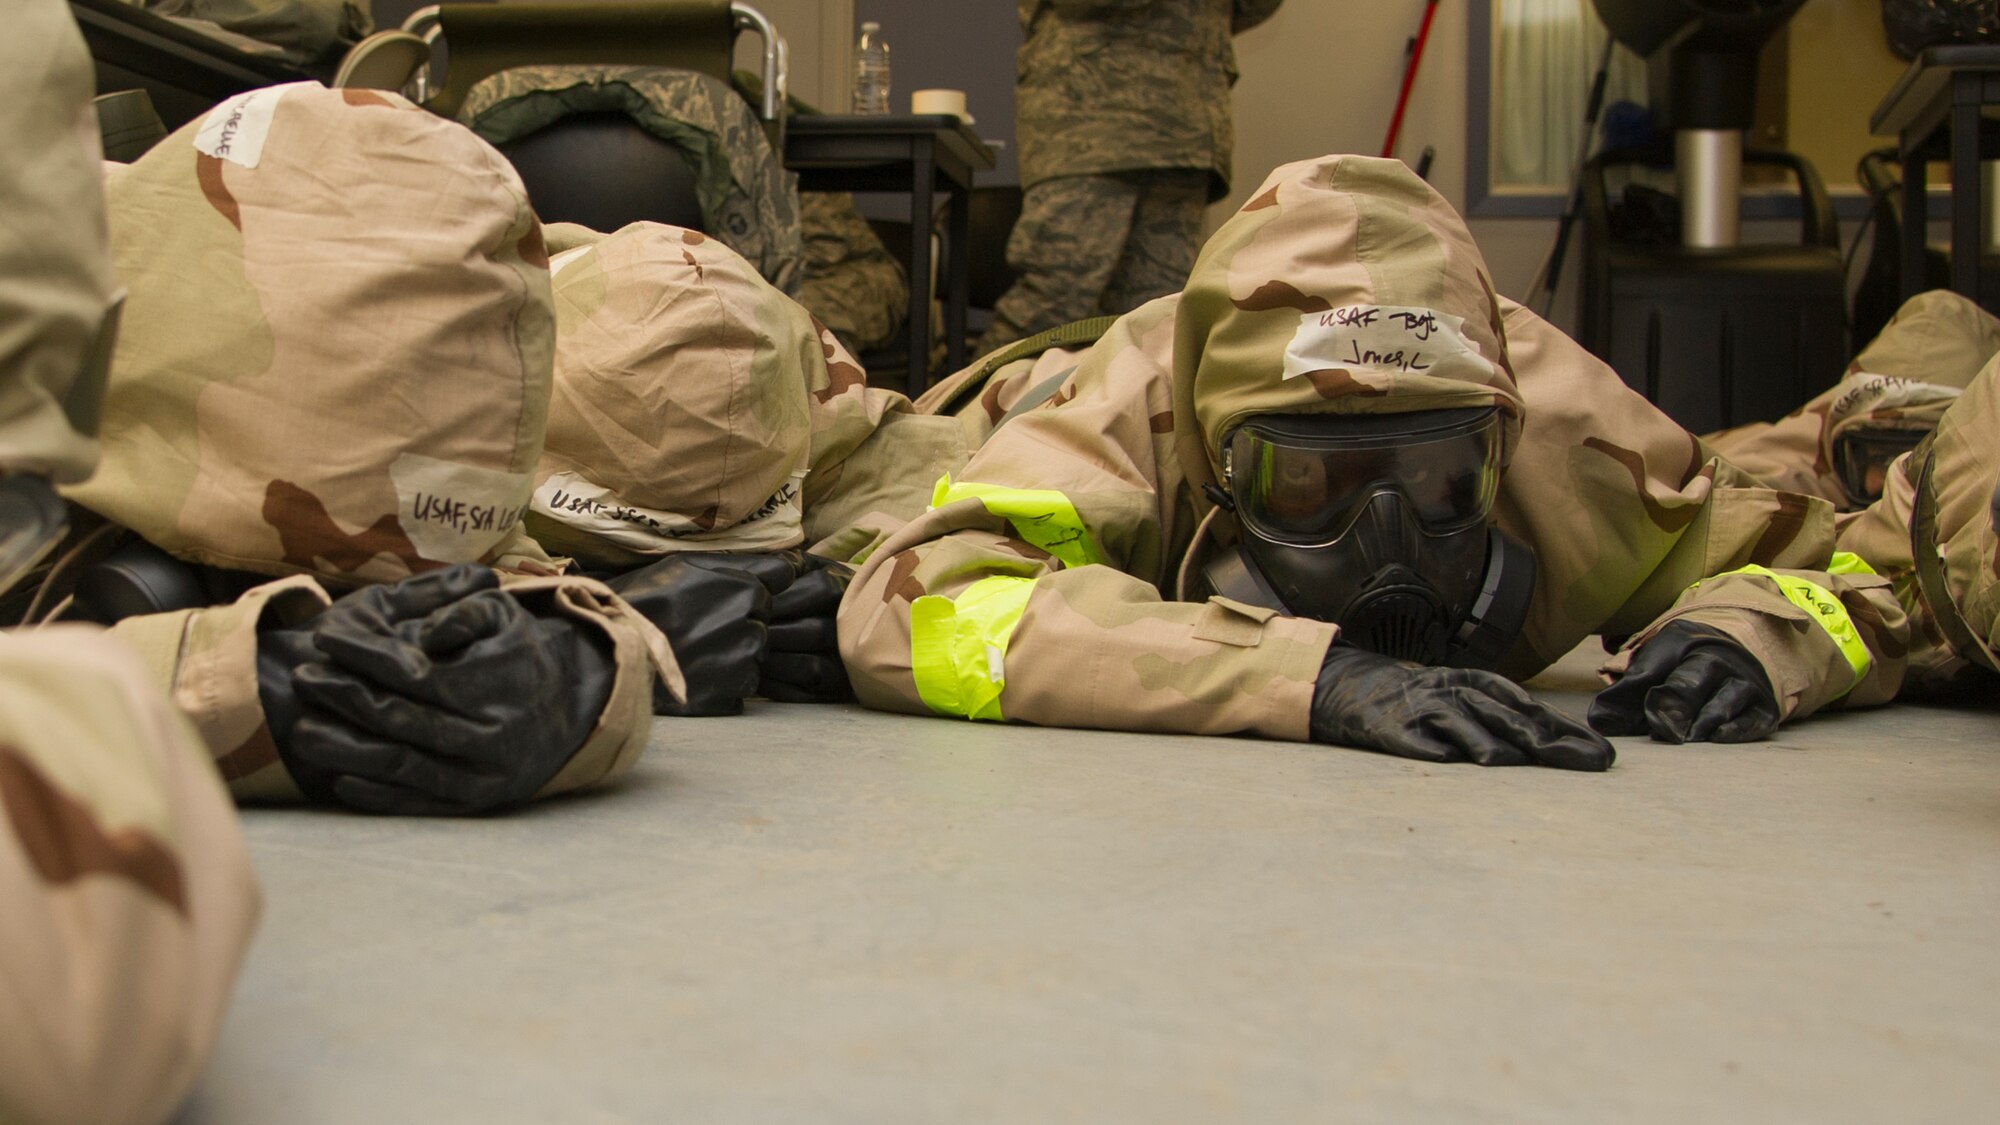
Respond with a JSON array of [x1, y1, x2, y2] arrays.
[[931, 475, 1104, 568], [909, 575, 1038, 721], [1826, 551, 1878, 577], [1706, 564, 1873, 690]]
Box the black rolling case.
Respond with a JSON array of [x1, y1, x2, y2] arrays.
[[1579, 148, 1848, 436]]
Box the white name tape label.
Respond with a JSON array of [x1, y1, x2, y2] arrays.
[[1281, 305, 1494, 382], [193, 82, 311, 169], [390, 453, 532, 563]]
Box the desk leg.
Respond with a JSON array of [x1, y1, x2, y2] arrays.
[[1901, 137, 1928, 303], [943, 186, 972, 376], [907, 142, 936, 398], [1951, 93, 1983, 300]]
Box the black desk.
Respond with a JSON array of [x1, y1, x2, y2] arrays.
[[70, 0, 312, 128], [1870, 44, 2000, 306], [785, 115, 997, 395]]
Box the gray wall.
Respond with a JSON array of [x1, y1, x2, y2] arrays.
[[853, 0, 1021, 186]]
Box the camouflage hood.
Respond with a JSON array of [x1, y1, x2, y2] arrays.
[[1836, 288, 2000, 448], [1851, 290, 2000, 390], [70, 83, 557, 584], [526, 223, 815, 569], [1708, 290, 2000, 505], [1169, 155, 1518, 480]]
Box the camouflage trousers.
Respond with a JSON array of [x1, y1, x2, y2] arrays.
[[975, 169, 1208, 356], [796, 191, 910, 357]]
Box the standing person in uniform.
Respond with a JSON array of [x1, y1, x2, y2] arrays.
[[974, 0, 1283, 356]]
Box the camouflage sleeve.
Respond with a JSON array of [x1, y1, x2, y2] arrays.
[[2, 0, 111, 487], [106, 575, 332, 802], [1601, 559, 1910, 721], [104, 574, 678, 805], [0, 626, 259, 1125], [842, 526, 1334, 739], [493, 573, 682, 800], [138, 0, 373, 67], [838, 303, 1335, 741]]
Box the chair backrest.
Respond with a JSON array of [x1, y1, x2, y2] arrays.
[[402, 1, 785, 147], [332, 29, 432, 93], [498, 112, 707, 233]]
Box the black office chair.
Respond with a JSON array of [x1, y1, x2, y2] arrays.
[[391, 2, 789, 245], [492, 112, 707, 234]]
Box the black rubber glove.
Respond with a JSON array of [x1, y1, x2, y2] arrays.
[[605, 552, 785, 716], [255, 564, 615, 816], [1311, 642, 1614, 770], [761, 555, 855, 703], [1588, 621, 1781, 744]]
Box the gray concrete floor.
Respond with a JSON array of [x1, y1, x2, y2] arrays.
[[178, 645, 2000, 1124]]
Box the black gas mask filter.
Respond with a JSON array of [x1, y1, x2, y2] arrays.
[[1203, 407, 1535, 670]]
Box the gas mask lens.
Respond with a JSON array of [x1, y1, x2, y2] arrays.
[[1833, 427, 1926, 506], [1227, 408, 1502, 547]]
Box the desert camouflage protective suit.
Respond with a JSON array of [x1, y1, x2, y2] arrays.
[[977, 0, 1283, 354], [1706, 290, 2000, 509], [44, 82, 674, 806], [1, 4, 258, 1121], [836, 155, 1915, 739]]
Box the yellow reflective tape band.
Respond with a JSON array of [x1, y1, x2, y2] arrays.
[[1709, 564, 1872, 689], [1826, 550, 1878, 577], [909, 575, 1038, 721], [930, 475, 1104, 568]]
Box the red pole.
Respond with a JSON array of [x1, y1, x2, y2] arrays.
[[1381, 0, 1441, 159]]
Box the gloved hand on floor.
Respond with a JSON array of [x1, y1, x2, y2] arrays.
[[761, 554, 855, 703], [1588, 621, 1780, 744], [256, 564, 615, 816], [605, 552, 784, 716], [1311, 642, 1614, 770]]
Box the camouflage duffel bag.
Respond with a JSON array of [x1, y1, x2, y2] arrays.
[[526, 222, 816, 570]]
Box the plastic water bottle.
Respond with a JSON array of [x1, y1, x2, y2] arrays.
[[853, 21, 891, 115]]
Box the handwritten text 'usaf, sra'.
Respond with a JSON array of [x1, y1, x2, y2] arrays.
[[1323, 305, 1441, 372], [410, 493, 525, 537]]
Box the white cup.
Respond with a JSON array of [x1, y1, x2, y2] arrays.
[[911, 88, 973, 124]]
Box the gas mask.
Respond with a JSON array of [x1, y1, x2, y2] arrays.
[[1832, 425, 1927, 507], [1203, 407, 1535, 670]]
